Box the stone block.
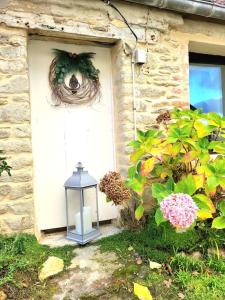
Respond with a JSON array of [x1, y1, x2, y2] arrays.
[[14, 125, 31, 137], [0, 203, 8, 214], [4, 215, 33, 231], [10, 155, 32, 170], [0, 184, 11, 197], [111, 19, 126, 28], [0, 127, 10, 138], [8, 200, 33, 215], [0, 220, 9, 234], [0, 45, 26, 59], [12, 170, 32, 182], [1, 139, 31, 153], [10, 183, 33, 200], [139, 87, 166, 98], [0, 96, 8, 105], [12, 94, 30, 102], [0, 75, 29, 93], [0, 59, 27, 73], [0, 170, 32, 183], [0, 29, 26, 46], [0, 103, 30, 123]]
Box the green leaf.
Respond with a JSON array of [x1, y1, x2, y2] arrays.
[[126, 178, 144, 195], [128, 140, 141, 149], [135, 205, 144, 221], [206, 176, 219, 192], [209, 141, 225, 154], [137, 129, 146, 142], [175, 174, 196, 195], [155, 208, 166, 226], [128, 166, 136, 178], [212, 216, 225, 229], [151, 183, 170, 202], [193, 194, 215, 213], [165, 177, 175, 192], [134, 282, 153, 300], [218, 200, 225, 215]]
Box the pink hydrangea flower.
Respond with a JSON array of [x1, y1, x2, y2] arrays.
[[160, 193, 198, 230]]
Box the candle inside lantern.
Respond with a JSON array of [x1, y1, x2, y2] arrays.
[[75, 206, 92, 234]]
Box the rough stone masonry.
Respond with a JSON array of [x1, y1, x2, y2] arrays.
[[1, 0, 225, 234]]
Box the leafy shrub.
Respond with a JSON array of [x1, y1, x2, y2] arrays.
[[126, 109, 225, 230]]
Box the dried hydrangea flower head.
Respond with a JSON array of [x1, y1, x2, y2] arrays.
[[99, 171, 131, 205], [160, 193, 198, 231], [156, 110, 171, 124]]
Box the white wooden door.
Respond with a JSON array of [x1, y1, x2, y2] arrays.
[[28, 40, 117, 231]]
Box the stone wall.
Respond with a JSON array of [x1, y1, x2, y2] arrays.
[[1, 0, 225, 233], [0, 25, 33, 233]]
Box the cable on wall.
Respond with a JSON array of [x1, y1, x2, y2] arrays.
[[102, 0, 141, 139]]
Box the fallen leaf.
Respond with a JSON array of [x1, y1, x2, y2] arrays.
[[22, 282, 29, 288], [192, 271, 199, 276], [134, 282, 153, 300], [136, 258, 143, 265], [178, 292, 185, 299], [164, 262, 173, 275], [149, 260, 162, 269], [163, 279, 172, 288]]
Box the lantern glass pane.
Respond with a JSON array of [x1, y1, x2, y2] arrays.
[[66, 189, 80, 233]]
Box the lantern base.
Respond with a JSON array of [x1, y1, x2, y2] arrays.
[[66, 228, 100, 245]]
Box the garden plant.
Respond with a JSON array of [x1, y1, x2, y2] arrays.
[[0, 150, 11, 177], [126, 109, 225, 231], [99, 108, 225, 300]]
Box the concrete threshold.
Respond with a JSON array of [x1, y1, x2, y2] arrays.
[[40, 223, 122, 248]]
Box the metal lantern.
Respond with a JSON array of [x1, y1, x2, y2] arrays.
[[64, 162, 100, 244]]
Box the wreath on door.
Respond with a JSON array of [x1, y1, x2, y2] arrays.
[[49, 49, 101, 105]]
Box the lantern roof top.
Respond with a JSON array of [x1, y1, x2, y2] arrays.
[[64, 162, 97, 188]]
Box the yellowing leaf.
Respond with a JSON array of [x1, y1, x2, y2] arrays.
[[163, 143, 181, 157], [130, 148, 145, 163], [192, 175, 205, 190], [183, 151, 198, 164], [160, 171, 169, 179], [197, 210, 213, 220], [194, 121, 214, 138], [134, 283, 152, 300], [193, 194, 216, 213], [135, 205, 144, 221], [141, 157, 155, 176]]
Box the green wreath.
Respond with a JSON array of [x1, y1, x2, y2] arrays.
[[49, 49, 101, 105]]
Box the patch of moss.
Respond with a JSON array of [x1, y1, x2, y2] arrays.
[[0, 234, 75, 299], [113, 264, 139, 278]]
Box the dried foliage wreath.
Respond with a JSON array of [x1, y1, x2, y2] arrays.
[[49, 49, 101, 105]]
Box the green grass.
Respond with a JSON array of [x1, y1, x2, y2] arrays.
[[97, 217, 225, 300], [175, 271, 225, 300], [0, 234, 75, 299], [97, 217, 201, 263]]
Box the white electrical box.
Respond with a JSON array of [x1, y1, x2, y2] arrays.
[[134, 48, 147, 64]]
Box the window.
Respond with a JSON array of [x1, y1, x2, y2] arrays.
[[189, 53, 225, 115]]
